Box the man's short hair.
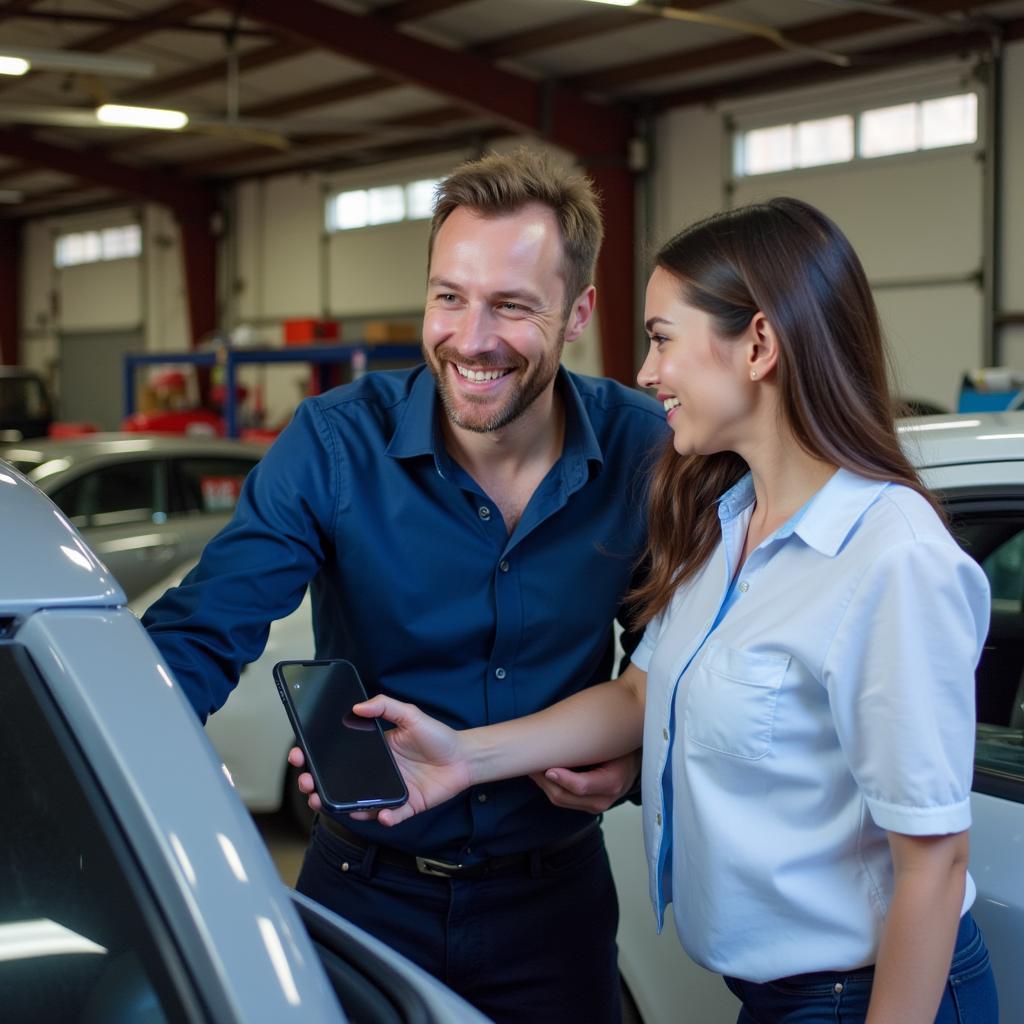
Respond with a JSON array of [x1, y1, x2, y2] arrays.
[[429, 148, 603, 315]]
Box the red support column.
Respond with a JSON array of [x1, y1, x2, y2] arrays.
[[588, 164, 637, 386], [0, 220, 21, 365], [177, 203, 218, 348]]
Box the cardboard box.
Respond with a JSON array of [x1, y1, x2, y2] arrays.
[[363, 320, 419, 344]]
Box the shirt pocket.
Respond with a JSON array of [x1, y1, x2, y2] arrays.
[[684, 645, 790, 760]]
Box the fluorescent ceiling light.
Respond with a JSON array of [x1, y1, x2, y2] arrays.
[[0, 56, 29, 76], [0, 47, 154, 79], [96, 104, 188, 130], [582, 0, 640, 5]]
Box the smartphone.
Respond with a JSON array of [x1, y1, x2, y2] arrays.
[[273, 659, 408, 815]]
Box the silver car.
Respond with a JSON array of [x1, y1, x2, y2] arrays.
[[0, 458, 488, 1024], [0, 434, 265, 599]]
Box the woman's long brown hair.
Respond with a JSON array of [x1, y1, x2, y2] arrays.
[[630, 197, 943, 627]]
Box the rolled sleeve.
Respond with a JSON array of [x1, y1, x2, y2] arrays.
[[822, 537, 989, 836], [630, 616, 663, 673]]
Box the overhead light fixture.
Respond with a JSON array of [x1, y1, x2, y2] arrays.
[[0, 47, 154, 79], [0, 56, 30, 76], [582, 0, 641, 5], [96, 104, 189, 131]]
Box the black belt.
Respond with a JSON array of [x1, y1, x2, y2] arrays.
[[316, 814, 600, 879]]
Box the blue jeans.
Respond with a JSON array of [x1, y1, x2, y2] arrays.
[[724, 912, 998, 1023], [296, 819, 622, 1024]]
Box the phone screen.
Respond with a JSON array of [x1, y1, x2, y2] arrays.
[[274, 660, 407, 812]]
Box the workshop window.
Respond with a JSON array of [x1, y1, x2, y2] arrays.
[[326, 178, 440, 232], [54, 224, 141, 268], [734, 92, 977, 177]]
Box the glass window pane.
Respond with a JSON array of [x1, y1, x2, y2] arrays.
[[0, 645, 198, 1022], [332, 190, 369, 230], [406, 179, 438, 220], [367, 185, 405, 225], [860, 102, 918, 158], [796, 114, 853, 168], [921, 93, 977, 149], [742, 125, 794, 176], [100, 225, 141, 261]]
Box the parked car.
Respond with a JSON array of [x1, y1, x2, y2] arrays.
[[0, 456, 488, 1024], [0, 433, 266, 599], [139, 412, 1024, 1024], [0, 365, 54, 441]]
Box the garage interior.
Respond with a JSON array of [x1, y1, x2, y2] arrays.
[[1, 3, 1023, 1023]]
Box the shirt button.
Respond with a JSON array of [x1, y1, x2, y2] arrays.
[[478, 506, 491, 520], [739, 580, 750, 593], [662, 728, 669, 741], [656, 812, 662, 826], [833, 982, 844, 995], [477, 793, 488, 803], [495, 667, 506, 679], [499, 560, 510, 573]]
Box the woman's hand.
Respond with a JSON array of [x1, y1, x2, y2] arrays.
[[288, 696, 474, 826], [348, 694, 474, 826]]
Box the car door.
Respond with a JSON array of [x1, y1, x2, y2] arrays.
[[166, 455, 259, 567], [49, 458, 181, 599], [945, 490, 1024, 1024]]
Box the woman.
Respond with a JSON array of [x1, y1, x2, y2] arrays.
[[343, 198, 998, 1023]]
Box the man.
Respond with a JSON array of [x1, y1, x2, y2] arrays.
[[144, 148, 665, 1023]]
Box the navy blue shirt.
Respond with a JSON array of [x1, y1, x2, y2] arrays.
[[144, 365, 666, 860]]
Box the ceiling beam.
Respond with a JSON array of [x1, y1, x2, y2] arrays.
[[180, 103, 477, 176], [64, 0, 210, 53], [190, 0, 634, 158], [569, 0, 993, 92], [119, 40, 313, 104], [0, 0, 44, 24], [0, 7, 275, 37], [658, 15, 1024, 109], [0, 128, 214, 218], [474, 0, 722, 61], [376, 0, 477, 22]]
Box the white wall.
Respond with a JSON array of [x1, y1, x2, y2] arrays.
[[649, 47, 1024, 414], [19, 44, 1024, 427]]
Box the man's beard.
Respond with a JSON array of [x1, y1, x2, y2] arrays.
[[425, 332, 566, 434]]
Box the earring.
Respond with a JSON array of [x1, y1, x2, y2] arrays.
[[750, 370, 757, 380]]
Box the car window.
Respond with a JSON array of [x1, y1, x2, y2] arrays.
[[0, 376, 50, 420], [953, 513, 1024, 799], [169, 457, 257, 516], [50, 460, 166, 528], [0, 644, 205, 1024]]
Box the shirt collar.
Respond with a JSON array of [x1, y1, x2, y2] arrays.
[[384, 365, 605, 473], [717, 467, 889, 558]]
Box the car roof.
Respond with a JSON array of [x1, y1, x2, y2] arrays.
[[0, 463, 124, 612], [899, 412, 1024, 469], [0, 432, 269, 463]]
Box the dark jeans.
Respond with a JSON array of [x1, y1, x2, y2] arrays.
[[724, 911, 998, 1024], [296, 820, 622, 1024]]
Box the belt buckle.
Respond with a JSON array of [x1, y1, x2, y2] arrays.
[[415, 855, 464, 878]]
